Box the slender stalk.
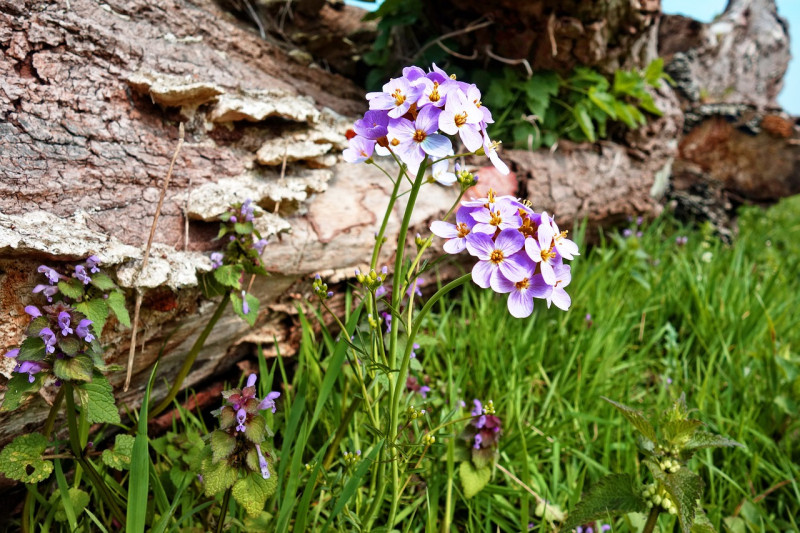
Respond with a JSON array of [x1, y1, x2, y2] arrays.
[[442, 436, 455, 533], [149, 293, 230, 418], [642, 507, 660, 533], [43, 387, 65, 439], [64, 384, 125, 523], [216, 487, 233, 533], [370, 163, 403, 270], [322, 398, 362, 469]]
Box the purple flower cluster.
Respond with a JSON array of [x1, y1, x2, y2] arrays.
[[32, 255, 102, 302], [430, 190, 579, 318], [210, 199, 269, 275], [344, 64, 509, 176], [216, 374, 280, 480], [4, 302, 95, 383]]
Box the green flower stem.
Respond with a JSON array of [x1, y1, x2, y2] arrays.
[[642, 507, 660, 533], [149, 292, 230, 418], [369, 162, 403, 270], [43, 387, 65, 439], [64, 383, 125, 524], [442, 435, 455, 533], [387, 273, 472, 527], [216, 486, 232, 533]]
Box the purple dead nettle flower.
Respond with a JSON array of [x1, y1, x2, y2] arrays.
[[253, 238, 268, 255], [16, 361, 45, 383], [86, 255, 101, 273], [37, 265, 60, 285], [241, 290, 250, 315], [471, 399, 486, 428], [240, 199, 255, 222], [466, 229, 529, 289], [76, 319, 95, 342], [430, 205, 478, 254], [366, 76, 423, 118], [210, 252, 224, 269], [32, 284, 58, 302], [57, 311, 73, 336], [25, 306, 42, 319], [255, 444, 270, 479], [74, 264, 91, 285], [387, 104, 452, 171], [39, 327, 57, 354], [4, 348, 20, 359]]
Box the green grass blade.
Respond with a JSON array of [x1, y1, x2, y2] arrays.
[[54, 459, 78, 531], [84, 508, 111, 533], [151, 479, 190, 533], [127, 362, 159, 533], [321, 440, 384, 533]]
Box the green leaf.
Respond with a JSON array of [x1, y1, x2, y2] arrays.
[[231, 291, 259, 327], [683, 431, 743, 452], [53, 354, 94, 382], [563, 474, 648, 530], [244, 414, 268, 444], [107, 290, 131, 328], [57, 335, 81, 356], [692, 508, 717, 533], [202, 455, 238, 497], [214, 264, 244, 290], [638, 92, 663, 116], [102, 434, 136, 470], [234, 221, 254, 235], [613, 70, 644, 96], [646, 460, 705, 533], [459, 460, 491, 499], [58, 279, 85, 299], [573, 103, 596, 142], [53, 487, 90, 523], [128, 362, 158, 533], [588, 87, 618, 118], [602, 397, 659, 444], [232, 471, 277, 517], [26, 316, 50, 337], [210, 430, 237, 463], [76, 374, 121, 424], [644, 58, 665, 86], [0, 433, 53, 483], [17, 336, 46, 361], [0, 373, 43, 411], [614, 101, 638, 128], [75, 298, 109, 336], [90, 273, 117, 291], [664, 418, 703, 445], [487, 79, 514, 109]]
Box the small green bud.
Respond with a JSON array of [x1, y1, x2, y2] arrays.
[[422, 433, 436, 446], [483, 400, 496, 415]]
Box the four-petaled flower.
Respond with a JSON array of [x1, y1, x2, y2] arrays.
[[466, 229, 528, 289]]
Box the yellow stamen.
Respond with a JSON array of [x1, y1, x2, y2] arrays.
[[454, 112, 468, 127], [489, 211, 503, 227], [456, 222, 470, 238], [413, 129, 427, 143], [392, 89, 406, 106], [429, 82, 441, 102], [390, 138, 400, 146], [489, 250, 504, 264], [514, 278, 530, 290]]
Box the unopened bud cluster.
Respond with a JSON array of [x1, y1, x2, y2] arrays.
[[343, 450, 361, 467], [355, 266, 387, 292], [456, 167, 477, 191], [313, 274, 334, 300], [659, 458, 681, 473], [482, 399, 496, 415], [641, 483, 678, 515], [407, 406, 427, 420], [422, 433, 436, 446], [656, 444, 681, 456]]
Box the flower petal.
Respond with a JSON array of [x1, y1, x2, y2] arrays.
[[471, 260, 494, 288], [507, 289, 533, 318]]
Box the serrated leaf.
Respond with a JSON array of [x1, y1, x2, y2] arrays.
[[232, 471, 277, 517], [75, 298, 109, 336], [244, 414, 268, 443], [53, 354, 93, 382], [58, 279, 85, 299], [0, 433, 53, 483], [602, 397, 659, 444], [26, 316, 50, 337], [459, 460, 491, 499], [214, 264, 244, 290], [563, 474, 648, 530], [692, 507, 717, 533], [90, 273, 116, 291], [573, 102, 596, 142], [17, 336, 46, 361], [53, 487, 90, 522], [101, 434, 135, 470], [684, 431, 743, 452], [644, 58, 665, 86], [76, 375, 121, 424], [647, 461, 704, 533], [588, 87, 618, 118], [664, 419, 703, 445], [199, 271, 227, 298], [210, 430, 236, 463], [0, 373, 43, 411], [234, 221, 254, 235], [201, 456, 238, 497], [107, 291, 131, 328], [57, 336, 81, 356]]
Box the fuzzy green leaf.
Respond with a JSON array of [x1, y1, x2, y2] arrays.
[[214, 264, 244, 290], [58, 279, 85, 299], [210, 430, 237, 463], [0, 373, 43, 411], [57, 336, 81, 356], [646, 460, 704, 533], [107, 290, 131, 328], [0, 433, 53, 483], [76, 375, 121, 424], [459, 460, 491, 499], [54, 487, 90, 522], [201, 455, 238, 497], [563, 474, 648, 530], [101, 434, 135, 470], [244, 414, 268, 443], [231, 291, 259, 327], [75, 298, 109, 336], [26, 316, 50, 337], [663, 418, 703, 445], [684, 431, 743, 452], [17, 336, 46, 362], [53, 354, 93, 382], [199, 271, 227, 298], [234, 221, 254, 235], [602, 397, 659, 444], [90, 273, 117, 291], [232, 471, 277, 517], [691, 508, 717, 533]]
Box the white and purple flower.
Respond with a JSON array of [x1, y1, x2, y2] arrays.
[[466, 229, 528, 289]]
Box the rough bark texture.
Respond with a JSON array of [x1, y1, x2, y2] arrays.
[[659, 0, 790, 108], [422, 0, 661, 74]]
